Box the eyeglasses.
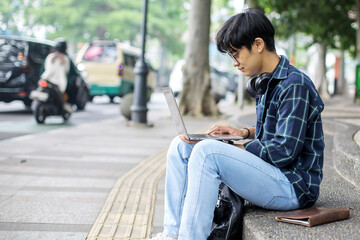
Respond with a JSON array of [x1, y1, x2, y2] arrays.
[[227, 51, 240, 64]]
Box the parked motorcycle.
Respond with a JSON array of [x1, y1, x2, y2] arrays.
[[30, 80, 72, 124]]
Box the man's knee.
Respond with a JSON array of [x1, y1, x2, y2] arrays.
[[168, 136, 185, 154], [167, 136, 192, 164], [192, 139, 222, 156], [188, 140, 221, 169], [169, 136, 180, 147]]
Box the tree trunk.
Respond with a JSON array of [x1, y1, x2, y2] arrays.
[[315, 43, 330, 99], [179, 0, 218, 116]]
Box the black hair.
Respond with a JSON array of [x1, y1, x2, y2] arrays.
[[216, 8, 276, 54], [54, 38, 67, 54]]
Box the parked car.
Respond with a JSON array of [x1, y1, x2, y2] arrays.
[[0, 35, 89, 110], [169, 60, 230, 103], [75, 40, 156, 102]]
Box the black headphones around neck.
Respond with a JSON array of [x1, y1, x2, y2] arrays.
[[246, 72, 273, 98]]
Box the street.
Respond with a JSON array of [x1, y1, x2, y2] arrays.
[[0, 93, 168, 141], [0, 97, 122, 141]]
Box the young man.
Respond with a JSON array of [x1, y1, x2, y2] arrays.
[[150, 8, 325, 240]]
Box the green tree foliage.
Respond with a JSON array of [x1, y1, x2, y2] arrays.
[[253, 0, 356, 53], [147, 0, 188, 57], [0, 0, 31, 34], [30, 0, 141, 41], [252, 0, 357, 97], [27, 0, 187, 57]]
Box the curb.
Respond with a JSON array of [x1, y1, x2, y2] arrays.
[[86, 148, 168, 240], [355, 130, 360, 148], [333, 120, 360, 189]]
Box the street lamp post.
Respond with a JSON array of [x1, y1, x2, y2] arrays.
[[131, 0, 149, 125]]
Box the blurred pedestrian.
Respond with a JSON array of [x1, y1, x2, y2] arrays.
[[41, 38, 72, 112], [150, 8, 325, 240]]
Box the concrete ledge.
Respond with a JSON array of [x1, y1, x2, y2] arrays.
[[355, 130, 360, 148], [333, 121, 360, 188]]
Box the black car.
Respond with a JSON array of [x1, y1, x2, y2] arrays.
[[0, 35, 89, 110]]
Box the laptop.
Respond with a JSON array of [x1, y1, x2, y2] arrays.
[[163, 87, 243, 141]]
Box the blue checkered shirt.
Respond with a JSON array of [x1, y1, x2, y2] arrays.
[[244, 56, 325, 208]]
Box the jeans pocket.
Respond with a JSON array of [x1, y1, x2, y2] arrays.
[[263, 195, 299, 210]]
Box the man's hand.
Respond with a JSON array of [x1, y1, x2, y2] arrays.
[[179, 134, 200, 144], [207, 124, 251, 138], [206, 125, 254, 139], [206, 125, 240, 135]]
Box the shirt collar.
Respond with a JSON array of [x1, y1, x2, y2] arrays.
[[272, 55, 289, 80]]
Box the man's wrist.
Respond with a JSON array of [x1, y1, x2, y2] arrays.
[[242, 128, 250, 139]]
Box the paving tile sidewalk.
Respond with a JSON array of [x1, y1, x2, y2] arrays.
[[0, 95, 252, 240], [86, 100, 256, 240], [0, 106, 185, 239]]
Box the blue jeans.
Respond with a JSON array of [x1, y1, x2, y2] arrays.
[[163, 137, 299, 240]]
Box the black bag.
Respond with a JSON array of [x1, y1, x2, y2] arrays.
[[207, 182, 245, 240]]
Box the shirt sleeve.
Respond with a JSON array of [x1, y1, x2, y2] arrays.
[[244, 84, 310, 168], [41, 54, 54, 80]]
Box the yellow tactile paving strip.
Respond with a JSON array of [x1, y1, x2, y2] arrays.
[[86, 148, 168, 240]]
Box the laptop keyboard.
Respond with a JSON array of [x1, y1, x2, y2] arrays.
[[189, 134, 207, 138], [188, 133, 242, 140]]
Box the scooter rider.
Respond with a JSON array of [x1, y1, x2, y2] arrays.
[[41, 38, 73, 113]]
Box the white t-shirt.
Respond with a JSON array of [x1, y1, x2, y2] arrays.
[[41, 52, 70, 93]]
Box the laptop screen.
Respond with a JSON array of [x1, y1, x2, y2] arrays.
[[163, 87, 189, 137]]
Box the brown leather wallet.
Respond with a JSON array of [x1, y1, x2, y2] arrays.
[[275, 207, 350, 227]]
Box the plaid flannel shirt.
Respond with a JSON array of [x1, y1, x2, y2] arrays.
[[244, 56, 325, 208]]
